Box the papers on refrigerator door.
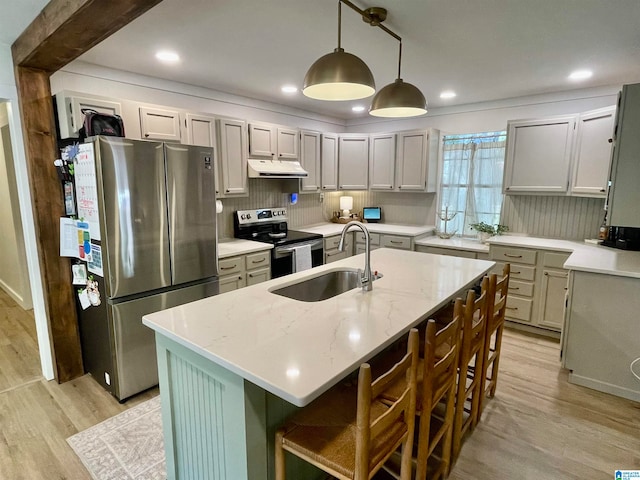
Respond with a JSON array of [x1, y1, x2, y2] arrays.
[[72, 264, 87, 285], [60, 217, 79, 257], [74, 143, 101, 240], [87, 243, 103, 277]]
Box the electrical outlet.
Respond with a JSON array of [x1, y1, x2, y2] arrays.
[[319, 192, 324, 203], [105, 372, 111, 385]]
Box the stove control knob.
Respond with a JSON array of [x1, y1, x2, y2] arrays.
[[241, 214, 246, 220], [247, 213, 252, 219]]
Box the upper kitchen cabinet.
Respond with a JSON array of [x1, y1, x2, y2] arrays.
[[300, 130, 321, 193], [503, 115, 577, 194], [248, 123, 299, 160], [338, 134, 369, 190], [321, 133, 339, 191], [139, 106, 182, 142], [369, 133, 396, 190], [395, 129, 439, 192], [217, 118, 248, 197], [55, 91, 122, 139], [183, 113, 217, 147], [608, 83, 640, 228], [570, 106, 615, 197]]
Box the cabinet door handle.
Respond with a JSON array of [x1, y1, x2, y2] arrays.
[[600, 188, 606, 192], [608, 138, 613, 143], [221, 264, 237, 270], [506, 306, 518, 311], [144, 133, 150, 137], [251, 258, 266, 264], [509, 286, 520, 291], [503, 253, 522, 258], [390, 240, 402, 244], [512, 271, 521, 275]]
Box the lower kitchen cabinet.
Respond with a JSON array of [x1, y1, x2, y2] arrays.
[[490, 245, 569, 334], [414, 245, 488, 259], [324, 233, 352, 263], [219, 250, 271, 293]]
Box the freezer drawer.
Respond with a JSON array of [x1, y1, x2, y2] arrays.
[[110, 279, 219, 400]]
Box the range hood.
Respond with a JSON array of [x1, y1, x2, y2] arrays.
[[247, 159, 308, 178]]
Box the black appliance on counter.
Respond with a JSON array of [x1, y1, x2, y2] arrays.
[[234, 208, 324, 278], [601, 226, 640, 251]]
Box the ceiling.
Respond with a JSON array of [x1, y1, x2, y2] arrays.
[[4, 0, 640, 120]]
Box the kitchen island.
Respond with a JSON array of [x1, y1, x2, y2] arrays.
[[143, 248, 494, 480]]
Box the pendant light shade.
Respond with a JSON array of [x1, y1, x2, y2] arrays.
[[369, 78, 428, 118], [303, 48, 376, 101]]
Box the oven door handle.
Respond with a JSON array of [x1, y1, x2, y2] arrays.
[[276, 239, 324, 253]]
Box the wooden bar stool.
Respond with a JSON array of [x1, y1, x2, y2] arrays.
[[375, 305, 462, 480], [479, 263, 510, 415], [274, 329, 420, 480], [452, 279, 488, 461]]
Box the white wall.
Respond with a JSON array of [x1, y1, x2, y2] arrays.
[[0, 41, 54, 380], [0, 103, 32, 308]]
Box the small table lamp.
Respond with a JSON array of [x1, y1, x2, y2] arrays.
[[340, 196, 353, 218]]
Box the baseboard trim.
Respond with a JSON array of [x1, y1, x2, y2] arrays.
[[505, 320, 561, 340], [568, 373, 640, 403], [0, 279, 30, 310]]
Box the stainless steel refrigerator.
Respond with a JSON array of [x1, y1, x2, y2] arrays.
[[76, 136, 219, 401]]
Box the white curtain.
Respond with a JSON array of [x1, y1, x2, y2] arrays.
[[438, 133, 506, 236]]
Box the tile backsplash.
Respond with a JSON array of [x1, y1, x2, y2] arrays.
[[217, 179, 437, 238]]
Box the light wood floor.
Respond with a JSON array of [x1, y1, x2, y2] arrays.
[[1, 287, 638, 479]]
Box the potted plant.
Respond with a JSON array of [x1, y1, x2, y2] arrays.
[[469, 222, 509, 243]]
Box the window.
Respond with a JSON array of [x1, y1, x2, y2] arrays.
[[438, 131, 507, 236]]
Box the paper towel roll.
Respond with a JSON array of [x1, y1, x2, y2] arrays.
[[216, 200, 223, 214]]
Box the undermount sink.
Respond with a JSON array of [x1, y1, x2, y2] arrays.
[[270, 269, 381, 302]]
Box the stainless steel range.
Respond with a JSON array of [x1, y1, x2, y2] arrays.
[[234, 208, 323, 278]]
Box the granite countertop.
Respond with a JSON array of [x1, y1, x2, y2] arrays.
[[296, 222, 435, 237], [143, 249, 493, 407], [486, 235, 640, 279], [415, 236, 490, 253], [218, 238, 273, 259]]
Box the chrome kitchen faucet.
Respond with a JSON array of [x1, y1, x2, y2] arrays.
[[338, 221, 373, 292]]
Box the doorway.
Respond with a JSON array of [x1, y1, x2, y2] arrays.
[[0, 101, 32, 309]]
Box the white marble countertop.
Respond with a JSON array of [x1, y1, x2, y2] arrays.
[[486, 235, 640, 279], [415, 236, 490, 253], [296, 222, 435, 237], [218, 238, 273, 259], [143, 249, 493, 407]]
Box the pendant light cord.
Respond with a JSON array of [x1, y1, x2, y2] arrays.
[[337, 0, 342, 49], [397, 41, 402, 79]]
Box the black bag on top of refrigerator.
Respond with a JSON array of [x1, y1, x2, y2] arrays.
[[78, 108, 125, 142]]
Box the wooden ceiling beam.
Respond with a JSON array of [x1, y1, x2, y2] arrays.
[[13, 0, 163, 72], [12, 0, 164, 382]]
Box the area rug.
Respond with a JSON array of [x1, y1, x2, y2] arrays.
[[67, 395, 166, 480]]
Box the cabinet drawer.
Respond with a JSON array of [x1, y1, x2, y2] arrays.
[[325, 249, 349, 264], [505, 296, 533, 322], [355, 244, 380, 255], [219, 273, 246, 293], [324, 234, 351, 250], [507, 279, 534, 298], [245, 251, 270, 270], [491, 245, 537, 265], [380, 235, 411, 250], [493, 262, 536, 281], [246, 267, 270, 286], [219, 256, 244, 275], [354, 232, 380, 245], [543, 251, 570, 269]]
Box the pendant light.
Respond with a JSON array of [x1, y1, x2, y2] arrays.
[[369, 41, 428, 117], [303, 1, 375, 101]]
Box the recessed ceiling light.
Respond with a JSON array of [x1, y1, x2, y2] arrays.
[[352, 105, 366, 112], [281, 85, 298, 94], [440, 91, 457, 99], [569, 70, 593, 81], [155, 50, 180, 63]]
